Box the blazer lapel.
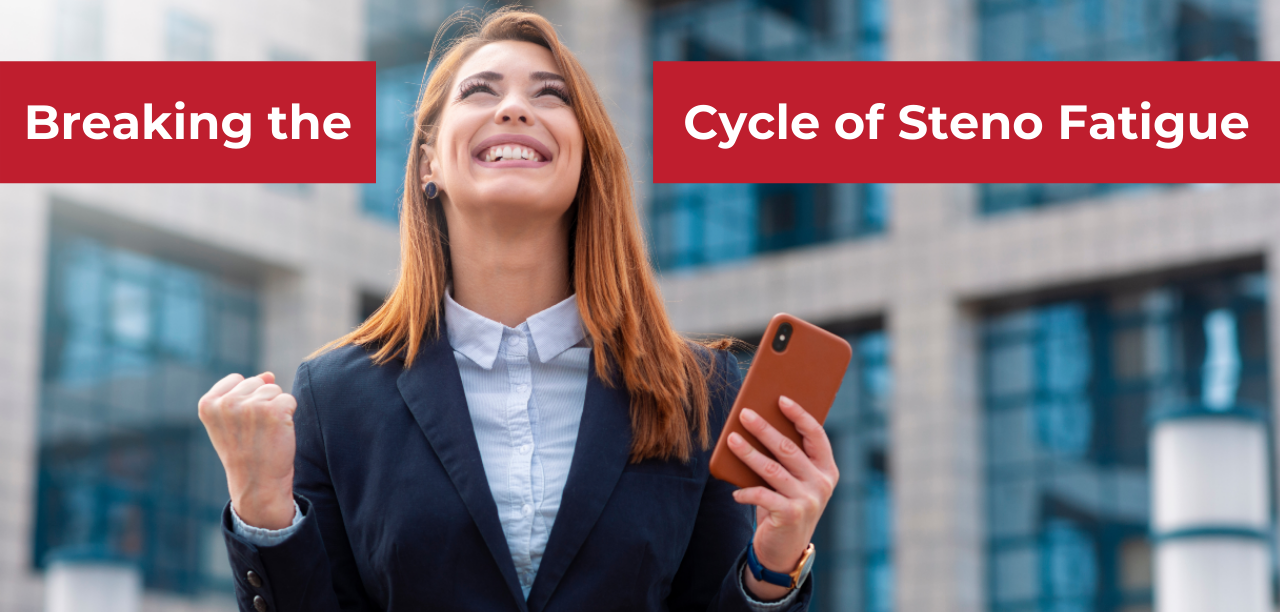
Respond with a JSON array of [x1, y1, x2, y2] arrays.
[[396, 327, 529, 612], [525, 351, 633, 612]]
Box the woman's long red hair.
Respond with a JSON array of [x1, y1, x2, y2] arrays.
[[317, 7, 728, 463]]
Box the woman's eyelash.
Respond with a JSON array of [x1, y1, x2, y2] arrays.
[[456, 79, 569, 103], [537, 82, 570, 103], [458, 80, 497, 99]]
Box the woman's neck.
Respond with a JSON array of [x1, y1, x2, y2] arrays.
[[446, 207, 573, 328]]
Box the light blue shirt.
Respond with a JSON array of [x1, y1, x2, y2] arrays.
[[232, 291, 799, 608], [441, 291, 591, 597]]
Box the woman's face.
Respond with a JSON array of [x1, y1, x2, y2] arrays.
[[422, 40, 584, 225]]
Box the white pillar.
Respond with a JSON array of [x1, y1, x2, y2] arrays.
[[45, 560, 142, 612], [1151, 409, 1273, 612]]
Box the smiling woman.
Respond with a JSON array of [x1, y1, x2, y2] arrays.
[[197, 7, 833, 612], [420, 44, 582, 233]]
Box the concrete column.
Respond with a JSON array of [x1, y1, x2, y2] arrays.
[[262, 267, 364, 394], [890, 297, 983, 612], [890, 199, 984, 612], [45, 562, 141, 612], [1262, 0, 1280, 61], [891, 0, 977, 61], [1270, 238, 1280, 537], [0, 188, 52, 611], [881, 5, 1001, 606], [1150, 409, 1272, 612], [260, 270, 309, 393]]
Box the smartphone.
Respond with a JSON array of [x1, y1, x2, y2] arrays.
[[709, 313, 853, 490]]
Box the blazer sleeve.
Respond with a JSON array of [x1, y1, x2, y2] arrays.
[[220, 360, 375, 612], [667, 350, 815, 612]]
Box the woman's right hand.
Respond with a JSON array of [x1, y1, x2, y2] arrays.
[[198, 372, 298, 530]]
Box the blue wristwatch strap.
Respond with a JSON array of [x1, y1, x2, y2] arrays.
[[747, 542, 796, 588]]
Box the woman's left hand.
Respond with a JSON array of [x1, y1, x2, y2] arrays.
[[727, 395, 839, 601]]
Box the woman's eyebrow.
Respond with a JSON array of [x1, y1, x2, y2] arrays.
[[460, 70, 502, 83], [530, 71, 564, 82]]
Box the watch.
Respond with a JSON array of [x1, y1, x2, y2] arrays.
[[747, 542, 816, 589]]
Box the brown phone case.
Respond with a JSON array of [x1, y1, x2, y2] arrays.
[[709, 313, 852, 490]]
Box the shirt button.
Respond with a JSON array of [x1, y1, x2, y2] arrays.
[[253, 595, 268, 612], [522, 504, 532, 515], [507, 336, 520, 346], [520, 444, 531, 454], [246, 570, 263, 588]]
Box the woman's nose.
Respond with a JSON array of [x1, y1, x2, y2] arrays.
[[495, 97, 534, 126]]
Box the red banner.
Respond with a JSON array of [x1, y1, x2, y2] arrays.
[[652, 61, 1280, 184], [0, 62, 376, 183]]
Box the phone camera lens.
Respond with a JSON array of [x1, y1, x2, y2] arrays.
[[772, 322, 793, 352]]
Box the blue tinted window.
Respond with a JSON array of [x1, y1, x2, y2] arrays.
[[650, 0, 888, 271], [735, 326, 893, 612], [34, 229, 259, 594], [165, 8, 212, 61], [362, 1, 479, 223], [982, 270, 1270, 612], [55, 0, 105, 60], [977, 0, 1257, 214], [363, 62, 427, 223]]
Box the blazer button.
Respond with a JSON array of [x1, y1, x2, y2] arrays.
[[247, 570, 263, 588], [253, 595, 268, 612]]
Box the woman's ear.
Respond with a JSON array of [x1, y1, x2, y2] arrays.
[[419, 143, 439, 187]]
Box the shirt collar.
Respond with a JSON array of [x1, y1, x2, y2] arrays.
[[443, 290, 585, 370], [525, 293, 587, 362]]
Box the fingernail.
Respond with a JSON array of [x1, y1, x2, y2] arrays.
[[741, 408, 757, 422], [779, 395, 796, 408], [729, 432, 743, 445]]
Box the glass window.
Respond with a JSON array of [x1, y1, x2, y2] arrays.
[[361, 0, 494, 223], [982, 269, 1270, 612], [55, 0, 104, 61], [34, 228, 260, 595], [736, 326, 893, 612], [650, 0, 888, 271], [363, 62, 427, 223], [165, 9, 213, 62], [977, 0, 1257, 214]]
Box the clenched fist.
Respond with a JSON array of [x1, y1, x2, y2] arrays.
[[198, 372, 298, 530]]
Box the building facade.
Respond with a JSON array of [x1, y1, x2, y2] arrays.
[[0, 2, 397, 610], [1, 0, 1278, 611], [639, 2, 1280, 612]]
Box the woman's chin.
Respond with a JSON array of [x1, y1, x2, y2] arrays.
[[458, 185, 574, 217], [461, 173, 576, 206]]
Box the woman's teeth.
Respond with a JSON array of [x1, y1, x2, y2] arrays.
[[482, 145, 543, 162]]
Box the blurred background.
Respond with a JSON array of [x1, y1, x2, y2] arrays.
[[0, 0, 1277, 611]]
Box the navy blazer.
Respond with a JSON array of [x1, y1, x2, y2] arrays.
[[220, 323, 814, 612]]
